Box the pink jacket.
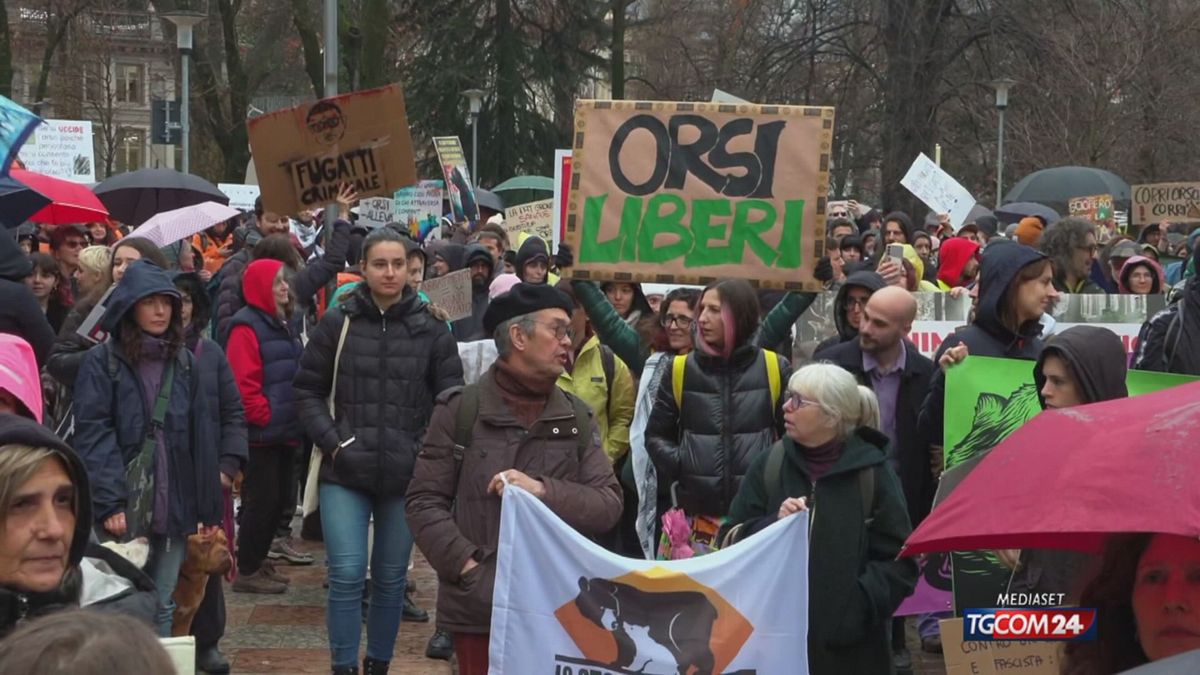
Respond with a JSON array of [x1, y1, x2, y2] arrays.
[[0, 333, 43, 422]]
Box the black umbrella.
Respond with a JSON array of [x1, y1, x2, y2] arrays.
[[1003, 166, 1130, 208], [995, 202, 1062, 226], [475, 188, 505, 213], [0, 174, 52, 228], [93, 169, 229, 227]]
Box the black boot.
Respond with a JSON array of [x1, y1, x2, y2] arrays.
[[426, 629, 454, 660], [331, 667, 358, 675], [362, 657, 390, 675]]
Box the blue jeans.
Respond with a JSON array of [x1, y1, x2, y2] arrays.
[[147, 534, 188, 636], [320, 482, 414, 667]]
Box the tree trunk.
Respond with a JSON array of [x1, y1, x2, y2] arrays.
[[610, 0, 625, 99], [290, 0, 325, 98], [490, 0, 518, 185], [357, 0, 390, 89]]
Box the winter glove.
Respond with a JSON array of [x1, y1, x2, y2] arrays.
[[554, 243, 574, 270]]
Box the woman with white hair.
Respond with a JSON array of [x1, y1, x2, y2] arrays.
[[722, 362, 918, 675]]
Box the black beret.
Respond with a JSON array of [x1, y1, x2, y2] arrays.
[[482, 282, 574, 335]]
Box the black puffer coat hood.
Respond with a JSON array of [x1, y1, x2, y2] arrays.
[[0, 232, 31, 281], [1034, 326, 1128, 408], [832, 270, 886, 340], [515, 236, 550, 282], [101, 260, 180, 335]]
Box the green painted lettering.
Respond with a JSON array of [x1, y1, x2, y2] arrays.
[[579, 194, 617, 263], [684, 199, 737, 267], [637, 194, 692, 263], [619, 196, 643, 262], [730, 200, 778, 266], [775, 199, 805, 268]]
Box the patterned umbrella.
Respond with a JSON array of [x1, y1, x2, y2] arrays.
[[11, 168, 108, 225], [93, 168, 229, 227], [123, 201, 241, 248]]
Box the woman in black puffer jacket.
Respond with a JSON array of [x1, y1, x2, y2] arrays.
[[292, 228, 463, 675], [645, 278, 790, 549]]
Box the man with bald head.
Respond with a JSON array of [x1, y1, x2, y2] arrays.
[[815, 286, 936, 672]]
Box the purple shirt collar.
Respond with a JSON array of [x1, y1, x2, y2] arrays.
[[862, 342, 907, 376]]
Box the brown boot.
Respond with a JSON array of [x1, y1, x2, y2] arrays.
[[261, 559, 291, 585], [232, 568, 287, 594]]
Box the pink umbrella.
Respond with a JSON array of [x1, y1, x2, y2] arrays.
[[11, 168, 109, 225], [124, 201, 241, 248]]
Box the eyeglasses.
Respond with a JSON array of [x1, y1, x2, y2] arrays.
[[783, 391, 818, 410], [535, 321, 574, 341], [661, 314, 694, 329], [60, 239, 86, 249], [846, 296, 870, 309]]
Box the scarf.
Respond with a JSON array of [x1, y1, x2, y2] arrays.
[[493, 358, 555, 429]]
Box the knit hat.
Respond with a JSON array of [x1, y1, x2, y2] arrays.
[[1014, 217, 1045, 247], [482, 282, 574, 335], [488, 273, 522, 300]]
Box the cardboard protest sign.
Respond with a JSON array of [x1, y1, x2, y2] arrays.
[[355, 197, 394, 228], [394, 180, 443, 243], [1069, 193, 1115, 239], [504, 198, 554, 244], [1131, 182, 1200, 225], [940, 619, 1061, 675], [420, 268, 472, 321], [552, 149, 571, 248], [17, 119, 92, 182], [566, 100, 833, 290], [218, 183, 260, 212], [433, 136, 479, 224], [247, 83, 417, 217], [901, 153, 976, 231]]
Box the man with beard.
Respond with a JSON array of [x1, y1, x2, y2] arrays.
[[451, 243, 496, 342]]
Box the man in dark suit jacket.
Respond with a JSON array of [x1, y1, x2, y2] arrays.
[[813, 286, 935, 673]]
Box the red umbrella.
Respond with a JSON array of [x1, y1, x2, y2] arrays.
[[901, 380, 1200, 557], [12, 168, 109, 225]]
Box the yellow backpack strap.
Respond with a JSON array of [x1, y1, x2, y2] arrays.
[[672, 353, 689, 408], [762, 349, 781, 408]]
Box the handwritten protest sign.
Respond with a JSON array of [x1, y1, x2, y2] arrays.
[[566, 100, 833, 290], [17, 119, 92, 182], [552, 149, 571, 248], [901, 153, 976, 231], [1069, 193, 1115, 239], [394, 180, 443, 243], [433, 136, 479, 224], [420, 268, 472, 321], [1131, 181, 1200, 225], [356, 197, 394, 228], [940, 619, 1061, 675], [218, 183, 260, 212], [247, 83, 417, 216], [504, 199, 554, 243]]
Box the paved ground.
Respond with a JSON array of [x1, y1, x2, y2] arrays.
[[220, 535, 946, 675]]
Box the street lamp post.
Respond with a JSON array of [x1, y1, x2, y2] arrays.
[[162, 10, 205, 174], [461, 89, 485, 181], [992, 78, 1016, 209]]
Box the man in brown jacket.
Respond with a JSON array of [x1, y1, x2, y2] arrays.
[[406, 283, 623, 675]]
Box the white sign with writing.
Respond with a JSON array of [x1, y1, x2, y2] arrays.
[[356, 197, 394, 228], [901, 153, 976, 231], [218, 183, 261, 212], [18, 119, 95, 183]]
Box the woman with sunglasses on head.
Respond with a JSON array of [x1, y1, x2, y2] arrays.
[[644, 278, 791, 559], [722, 362, 917, 675]]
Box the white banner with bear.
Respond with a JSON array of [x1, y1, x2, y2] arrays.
[[488, 486, 810, 675]]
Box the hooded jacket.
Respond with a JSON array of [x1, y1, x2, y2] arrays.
[[1132, 244, 1200, 375], [883, 211, 913, 243], [1118, 255, 1165, 295], [451, 243, 495, 342], [600, 281, 653, 326], [814, 271, 887, 354], [227, 259, 303, 446], [937, 237, 981, 290], [725, 428, 918, 675], [920, 244, 1049, 446], [902, 244, 940, 292], [0, 414, 93, 637], [514, 236, 550, 283], [0, 233, 54, 367], [435, 243, 468, 274], [73, 261, 223, 536], [0, 334, 43, 422], [293, 282, 464, 496]]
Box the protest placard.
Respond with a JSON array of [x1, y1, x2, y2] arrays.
[[433, 136, 479, 224], [247, 83, 417, 216], [1131, 181, 1200, 225], [1068, 193, 1115, 239], [420, 268, 472, 321], [552, 149, 571, 248], [940, 619, 1061, 675], [504, 198, 554, 244], [218, 183, 260, 212], [566, 100, 833, 290], [355, 196, 394, 228], [901, 153, 976, 231], [17, 118, 92, 182], [394, 180, 443, 243], [711, 89, 752, 104]]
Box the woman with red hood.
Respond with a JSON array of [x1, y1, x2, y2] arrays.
[[935, 237, 981, 291], [226, 259, 304, 595], [1118, 255, 1165, 295]]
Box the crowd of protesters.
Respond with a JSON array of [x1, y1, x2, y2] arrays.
[[0, 185, 1198, 675]]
